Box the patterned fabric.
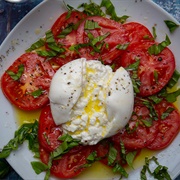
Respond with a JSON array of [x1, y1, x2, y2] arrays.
[[0, 0, 180, 179], [153, 0, 180, 22]]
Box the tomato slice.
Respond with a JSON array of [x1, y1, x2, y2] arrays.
[[38, 105, 62, 152], [147, 100, 180, 150], [120, 41, 175, 96], [76, 16, 129, 63], [1, 53, 55, 110], [111, 98, 159, 149], [123, 22, 154, 44], [51, 11, 86, 66], [51, 145, 94, 178], [39, 144, 94, 178]]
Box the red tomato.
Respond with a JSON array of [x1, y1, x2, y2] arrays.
[[40, 144, 94, 178], [1, 53, 55, 110], [51, 11, 86, 66], [120, 41, 175, 96], [123, 22, 154, 44], [111, 98, 159, 149], [76, 16, 129, 63], [147, 100, 180, 150], [51, 145, 94, 178], [38, 105, 62, 152]]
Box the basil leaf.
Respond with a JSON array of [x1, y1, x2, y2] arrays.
[[108, 144, 117, 166], [161, 107, 175, 120], [100, 0, 129, 23], [57, 23, 75, 38], [78, 2, 105, 17], [31, 161, 48, 174], [167, 70, 180, 88], [113, 163, 128, 178], [26, 38, 45, 52], [116, 43, 130, 50], [36, 50, 57, 57], [165, 89, 180, 103], [148, 95, 162, 104], [0, 121, 38, 159], [152, 26, 157, 39], [6, 64, 24, 81], [29, 89, 44, 98], [84, 20, 101, 30], [141, 156, 172, 180], [126, 151, 137, 169], [141, 118, 153, 127], [164, 20, 179, 33], [148, 35, 171, 55], [45, 30, 55, 43], [52, 134, 80, 159]]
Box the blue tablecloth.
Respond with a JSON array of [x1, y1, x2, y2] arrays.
[[0, 0, 179, 179]]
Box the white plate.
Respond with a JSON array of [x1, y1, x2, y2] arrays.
[[0, 0, 180, 179]]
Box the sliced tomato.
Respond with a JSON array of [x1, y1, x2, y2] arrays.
[[1, 53, 55, 110], [51, 11, 86, 65], [38, 105, 62, 152], [123, 22, 154, 44], [120, 41, 175, 96], [111, 98, 159, 149], [76, 16, 129, 63], [51, 145, 94, 178], [147, 100, 180, 150], [40, 144, 94, 179]]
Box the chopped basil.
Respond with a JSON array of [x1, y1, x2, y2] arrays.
[[57, 23, 75, 38], [164, 20, 179, 33], [100, 0, 129, 23], [91, 32, 110, 46], [141, 98, 158, 120], [0, 120, 39, 159], [148, 35, 171, 55], [84, 20, 101, 30], [125, 121, 139, 134], [52, 134, 80, 159], [141, 118, 153, 127], [126, 151, 137, 169], [116, 43, 130, 50], [125, 59, 141, 94], [31, 161, 48, 174], [29, 89, 44, 98], [6, 64, 24, 81], [108, 144, 117, 166], [45, 30, 55, 43], [148, 95, 162, 104], [141, 156, 172, 180], [165, 89, 180, 103], [26, 38, 45, 52], [152, 26, 157, 39], [167, 70, 180, 88], [153, 70, 159, 83], [161, 107, 175, 120], [36, 50, 57, 57], [113, 163, 128, 178], [78, 1, 105, 17]]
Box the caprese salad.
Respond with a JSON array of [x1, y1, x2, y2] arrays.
[[0, 0, 180, 179]]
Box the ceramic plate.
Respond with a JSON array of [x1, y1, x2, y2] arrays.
[[0, 0, 180, 179]]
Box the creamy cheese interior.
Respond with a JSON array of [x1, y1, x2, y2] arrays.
[[49, 58, 134, 145]]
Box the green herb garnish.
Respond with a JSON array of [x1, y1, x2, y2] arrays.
[[164, 20, 179, 33], [6, 64, 24, 81]]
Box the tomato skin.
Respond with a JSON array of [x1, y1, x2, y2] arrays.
[[76, 16, 129, 63], [123, 22, 154, 44], [111, 98, 159, 149], [147, 100, 180, 150], [39, 144, 94, 179], [50, 145, 94, 178], [1, 53, 55, 110], [38, 105, 62, 152], [120, 41, 175, 96]]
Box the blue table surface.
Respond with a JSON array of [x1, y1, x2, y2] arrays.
[[0, 0, 180, 179]]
